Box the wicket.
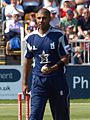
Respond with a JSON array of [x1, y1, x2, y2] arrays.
[[18, 92, 30, 120]]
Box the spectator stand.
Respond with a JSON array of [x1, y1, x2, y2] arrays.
[[1, 20, 24, 65], [1, 0, 90, 65], [0, 0, 6, 65], [69, 39, 90, 64]]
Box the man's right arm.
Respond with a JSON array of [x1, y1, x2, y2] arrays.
[[22, 58, 33, 94]]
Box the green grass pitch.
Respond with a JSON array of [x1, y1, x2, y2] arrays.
[[0, 99, 90, 120]]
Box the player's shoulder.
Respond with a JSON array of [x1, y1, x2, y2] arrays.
[[24, 30, 38, 41], [50, 26, 64, 35]]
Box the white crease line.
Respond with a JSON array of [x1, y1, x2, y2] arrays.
[[0, 103, 90, 106]]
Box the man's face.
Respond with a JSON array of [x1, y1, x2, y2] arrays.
[[36, 13, 51, 30], [29, 12, 36, 21], [83, 9, 90, 19], [66, 13, 74, 20], [66, 10, 74, 20], [11, 0, 17, 5], [13, 14, 19, 21]]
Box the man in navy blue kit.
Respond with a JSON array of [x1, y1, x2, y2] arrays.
[[22, 8, 70, 120]]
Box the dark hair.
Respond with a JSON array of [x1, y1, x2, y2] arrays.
[[37, 8, 50, 17]]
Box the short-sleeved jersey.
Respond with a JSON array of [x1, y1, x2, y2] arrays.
[[25, 27, 70, 76], [5, 4, 24, 20]]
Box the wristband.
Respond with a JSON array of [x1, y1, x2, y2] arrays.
[[57, 61, 65, 68]]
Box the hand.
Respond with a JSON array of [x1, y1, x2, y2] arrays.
[[41, 64, 52, 74], [22, 84, 29, 96]]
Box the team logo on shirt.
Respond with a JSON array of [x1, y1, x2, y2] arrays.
[[39, 50, 50, 64], [60, 90, 64, 96], [64, 45, 71, 54], [32, 45, 37, 50], [27, 43, 32, 51], [50, 42, 55, 49], [27, 43, 37, 51]]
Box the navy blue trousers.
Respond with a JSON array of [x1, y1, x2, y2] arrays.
[[30, 74, 70, 120]]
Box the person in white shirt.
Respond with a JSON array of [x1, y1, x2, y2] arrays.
[[43, 0, 60, 16], [50, 9, 60, 28], [4, 10, 23, 54], [5, 0, 24, 20]]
